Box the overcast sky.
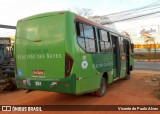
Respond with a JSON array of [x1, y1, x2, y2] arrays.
[[0, 0, 160, 37]]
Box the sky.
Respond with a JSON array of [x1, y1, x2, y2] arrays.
[[0, 0, 160, 37]]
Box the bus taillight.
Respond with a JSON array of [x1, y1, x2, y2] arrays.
[[65, 53, 74, 77]]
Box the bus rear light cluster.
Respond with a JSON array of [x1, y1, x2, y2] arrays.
[[65, 53, 74, 77], [76, 77, 82, 80], [22, 80, 27, 86], [50, 84, 56, 88], [50, 82, 62, 88], [57, 81, 62, 85]]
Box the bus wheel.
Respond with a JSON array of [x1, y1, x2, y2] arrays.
[[95, 77, 106, 97]]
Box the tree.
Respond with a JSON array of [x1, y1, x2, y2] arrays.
[[88, 16, 116, 30], [69, 7, 116, 30], [69, 7, 93, 18], [140, 30, 156, 60], [121, 31, 130, 37]]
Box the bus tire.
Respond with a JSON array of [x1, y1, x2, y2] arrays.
[[95, 77, 106, 97]]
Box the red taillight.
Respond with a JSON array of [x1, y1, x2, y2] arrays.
[[65, 53, 74, 77], [57, 81, 62, 85]]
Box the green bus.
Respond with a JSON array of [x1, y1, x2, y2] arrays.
[[15, 11, 134, 97]]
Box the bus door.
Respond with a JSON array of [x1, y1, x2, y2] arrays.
[[111, 34, 121, 79], [124, 39, 130, 75], [119, 37, 126, 77]]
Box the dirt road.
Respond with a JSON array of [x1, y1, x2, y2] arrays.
[[0, 70, 160, 114]]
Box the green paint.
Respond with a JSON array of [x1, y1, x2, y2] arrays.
[[15, 11, 134, 95]]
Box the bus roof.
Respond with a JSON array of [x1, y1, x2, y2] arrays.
[[18, 11, 67, 22]]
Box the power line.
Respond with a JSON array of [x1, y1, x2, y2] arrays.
[[106, 4, 160, 20], [102, 10, 160, 24], [104, 0, 160, 17], [0, 24, 16, 29], [99, 1, 160, 24]]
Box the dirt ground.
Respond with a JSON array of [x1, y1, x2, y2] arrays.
[[0, 70, 160, 114]]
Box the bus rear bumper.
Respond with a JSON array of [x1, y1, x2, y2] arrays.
[[16, 74, 76, 94]]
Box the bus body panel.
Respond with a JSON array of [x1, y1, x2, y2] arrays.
[[15, 11, 134, 95], [16, 14, 65, 79], [15, 12, 77, 94], [120, 55, 127, 78]]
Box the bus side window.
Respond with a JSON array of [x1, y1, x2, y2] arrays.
[[76, 22, 85, 50], [76, 21, 97, 53], [123, 39, 126, 52], [98, 29, 111, 53], [76, 22, 84, 37]]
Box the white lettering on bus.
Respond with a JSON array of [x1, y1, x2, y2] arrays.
[[94, 61, 113, 68], [17, 53, 62, 60], [47, 54, 62, 59]]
